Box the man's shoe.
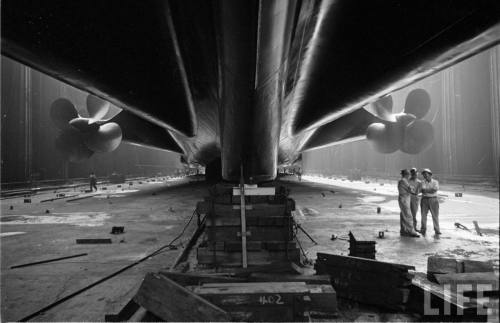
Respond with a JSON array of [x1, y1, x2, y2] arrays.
[[435, 231, 442, 235], [409, 232, 420, 237]]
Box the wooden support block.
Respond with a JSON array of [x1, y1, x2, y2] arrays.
[[434, 272, 499, 291], [104, 299, 140, 322], [190, 281, 308, 321], [428, 256, 494, 279], [210, 240, 296, 252], [314, 263, 413, 287], [315, 253, 414, 310], [220, 261, 303, 276], [205, 226, 292, 242], [263, 241, 297, 251], [197, 248, 301, 266], [213, 203, 286, 217], [233, 187, 276, 196], [208, 241, 262, 252], [248, 274, 331, 285], [316, 253, 414, 273], [306, 284, 338, 313], [427, 256, 461, 282], [133, 273, 231, 322], [158, 272, 247, 287], [206, 215, 288, 227], [462, 260, 494, 273], [408, 275, 489, 321]]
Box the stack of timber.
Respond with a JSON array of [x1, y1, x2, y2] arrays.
[[407, 256, 499, 321], [427, 256, 494, 282], [348, 231, 376, 259], [408, 273, 498, 322], [314, 252, 414, 310], [128, 271, 337, 322], [197, 183, 301, 267]]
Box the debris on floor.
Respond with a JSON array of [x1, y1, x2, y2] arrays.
[[348, 231, 376, 259], [76, 238, 112, 244], [10, 253, 88, 269], [110, 226, 125, 234]]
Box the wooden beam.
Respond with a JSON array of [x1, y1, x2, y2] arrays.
[[233, 187, 276, 196], [133, 273, 231, 322]]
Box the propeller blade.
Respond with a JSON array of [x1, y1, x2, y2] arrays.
[[401, 120, 434, 154], [366, 122, 401, 153], [84, 122, 122, 152], [86, 94, 110, 120], [54, 128, 93, 162], [364, 95, 395, 121], [404, 88, 431, 119], [69, 117, 99, 133], [395, 113, 417, 126], [50, 98, 78, 129]]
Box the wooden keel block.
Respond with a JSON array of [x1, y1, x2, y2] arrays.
[[189, 281, 309, 322], [197, 248, 301, 267], [233, 187, 276, 196], [133, 273, 231, 322]]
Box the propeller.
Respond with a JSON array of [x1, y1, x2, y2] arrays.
[[366, 88, 434, 154], [50, 95, 122, 162]]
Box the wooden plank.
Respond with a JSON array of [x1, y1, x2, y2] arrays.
[[427, 256, 461, 282], [316, 253, 414, 273], [226, 306, 296, 322], [197, 248, 301, 266], [428, 256, 460, 274], [408, 275, 487, 320], [462, 260, 494, 273], [199, 281, 306, 289], [263, 241, 297, 251], [213, 203, 286, 217], [208, 241, 262, 252], [314, 263, 413, 287], [190, 282, 309, 307], [205, 226, 292, 242], [248, 274, 331, 285], [158, 272, 247, 287], [233, 187, 276, 196], [76, 238, 112, 244], [307, 284, 338, 313], [208, 241, 297, 252], [206, 215, 288, 227], [223, 261, 303, 275], [133, 273, 231, 322], [435, 272, 499, 291]]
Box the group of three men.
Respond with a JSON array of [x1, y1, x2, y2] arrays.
[[398, 168, 441, 237]]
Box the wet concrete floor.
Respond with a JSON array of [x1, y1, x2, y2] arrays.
[[0, 175, 498, 321]]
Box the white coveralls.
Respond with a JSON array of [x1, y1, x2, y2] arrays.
[[398, 178, 418, 235], [409, 178, 421, 231], [420, 179, 440, 234]]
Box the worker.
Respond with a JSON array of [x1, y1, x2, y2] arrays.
[[420, 168, 441, 236], [398, 169, 420, 237], [89, 172, 98, 192], [297, 168, 302, 182], [408, 167, 422, 231]]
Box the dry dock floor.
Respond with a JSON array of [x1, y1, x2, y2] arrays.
[[1, 175, 498, 321]]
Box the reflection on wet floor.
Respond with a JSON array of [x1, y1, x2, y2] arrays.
[[282, 176, 499, 273]]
